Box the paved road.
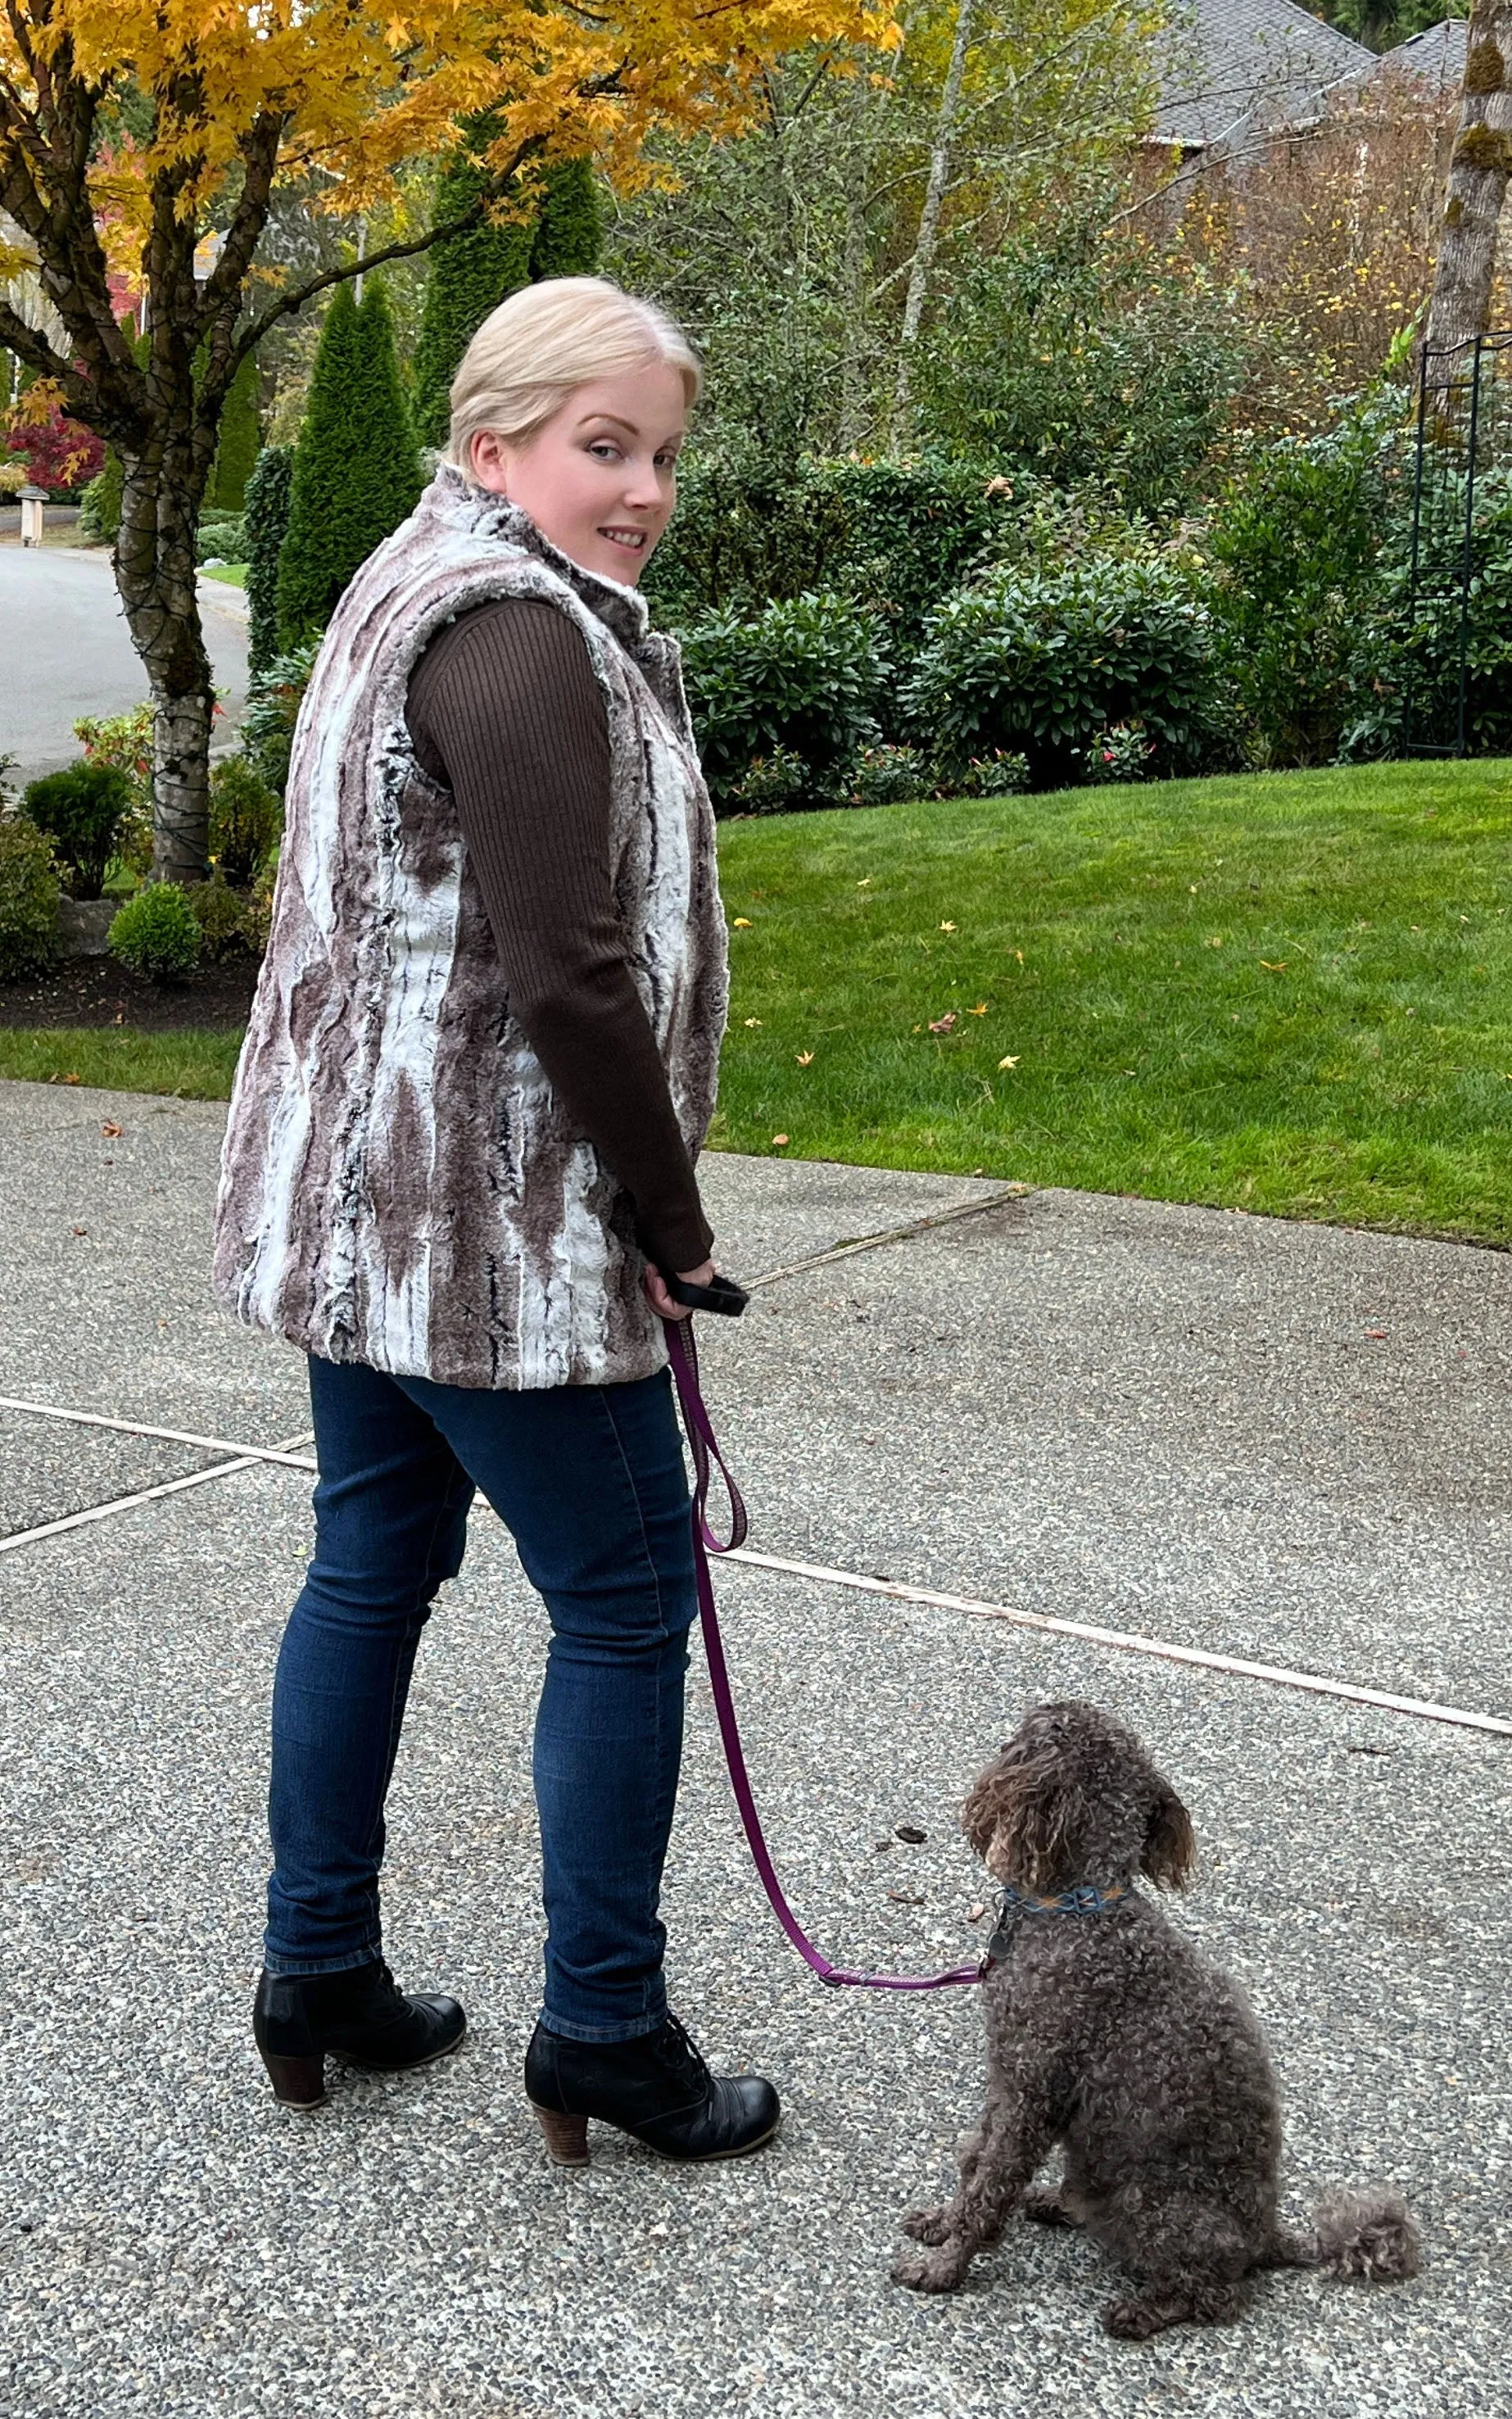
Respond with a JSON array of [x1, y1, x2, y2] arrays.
[[0, 546, 249, 786], [0, 1080, 1506, 2416]]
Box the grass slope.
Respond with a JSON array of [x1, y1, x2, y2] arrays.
[[3, 760, 1510, 1239], [711, 759, 1512, 1243]]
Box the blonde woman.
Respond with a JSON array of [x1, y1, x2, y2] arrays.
[[214, 279, 777, 2166]]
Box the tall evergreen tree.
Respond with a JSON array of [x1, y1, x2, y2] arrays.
[[530, 160, 603, 281], [244, 444, 294, 675], [276, 280, 422, 645], [207, 348, 261, 513], [412, 125, 536, 448]]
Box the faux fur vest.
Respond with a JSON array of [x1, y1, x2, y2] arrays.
[[211, 468, 727, 1391]]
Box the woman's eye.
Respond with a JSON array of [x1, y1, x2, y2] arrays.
[[588, 442, 620, 461]]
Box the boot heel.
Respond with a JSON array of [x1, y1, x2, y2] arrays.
[[532, 2104, 591, 2167], [260, 2050, 326, 2109]]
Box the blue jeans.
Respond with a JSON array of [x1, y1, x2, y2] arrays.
[[265, 1354, 696, 2042]]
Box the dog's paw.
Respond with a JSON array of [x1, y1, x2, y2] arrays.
[[1023, 2187, 1075, 2229], [901, 2205, 953, 2246], [892, 2245, 966, 2294], [1100, 2295, 1163, 2341]]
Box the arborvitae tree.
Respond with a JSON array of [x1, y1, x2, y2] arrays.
[[276, 280, 423, 645], [530, 160, 602, 281], [244, 444, 294, 675], [207, 348, 261, 512], [412, 124, 536, 448]]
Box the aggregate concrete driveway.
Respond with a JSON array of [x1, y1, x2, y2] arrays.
[[0, 546, 249, 785], [0, 1076, 1507, 2417]]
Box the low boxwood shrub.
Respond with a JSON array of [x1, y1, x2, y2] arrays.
[[21, 759, 133, 898], [851, 744, 930, 807], [209, 754, 283, 885], [903, 558, 1223, 790], [183, 874, 249, 960], [680, 591, 889, 812], [726, 747, 808, 816], [108, 881, 201, 982], [953, 748, 1030, 798], [197, 513, 247, 565], [0, 814, 61, 980]]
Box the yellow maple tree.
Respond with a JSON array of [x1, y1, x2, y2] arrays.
[[0, 0, 894, 872]]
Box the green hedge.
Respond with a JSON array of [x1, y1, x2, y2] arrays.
[[902, 558, 1225, 789], [244, 445, 293, 677], [276, 280, 422, 645], [0, 815, 61, 980], [679, 591, 889, 811], [645, 454, 1013, 660]]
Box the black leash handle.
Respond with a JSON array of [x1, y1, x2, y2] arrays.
[[659, 1270, 750, 1317]]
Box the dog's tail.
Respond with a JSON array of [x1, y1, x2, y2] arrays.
[[1265, 2187, 1421, 2282]]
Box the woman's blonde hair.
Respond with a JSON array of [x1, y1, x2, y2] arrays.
[[446, 277, 701, 482]]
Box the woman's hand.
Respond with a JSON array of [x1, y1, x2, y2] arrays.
[[644, 1257, 715, 1322]]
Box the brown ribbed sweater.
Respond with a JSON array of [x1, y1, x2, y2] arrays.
[[405, 596, 713, 1275]]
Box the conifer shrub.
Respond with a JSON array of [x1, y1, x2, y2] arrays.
[[21, 761, 133, 898], [276, 281, 422, 644], [0, 815, 61, 981], [206, 349, 261, 514], [108, 882, 201, 982], [244, 445, 294, 677], [412, 123, 536, 449], [529, 160, 602, 281]]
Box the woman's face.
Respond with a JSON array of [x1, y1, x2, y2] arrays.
[[469, 361, 687, 587]]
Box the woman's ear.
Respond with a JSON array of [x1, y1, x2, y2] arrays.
[[1143, 1786, 1196, 1891], [469, 428, 511, 497]]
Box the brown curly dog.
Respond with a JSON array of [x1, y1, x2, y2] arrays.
[[893, 1700, 1420, 2337]]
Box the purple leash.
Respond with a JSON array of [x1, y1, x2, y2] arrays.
[[663, 1316, 983, 1994]]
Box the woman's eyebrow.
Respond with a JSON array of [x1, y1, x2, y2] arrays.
[[576, 413, 683, 444]]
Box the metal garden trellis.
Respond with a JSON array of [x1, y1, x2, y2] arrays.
[[1405, 328, 1512, 757]]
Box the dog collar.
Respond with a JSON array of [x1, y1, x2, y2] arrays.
[[985, 1878, 1132, 1968]]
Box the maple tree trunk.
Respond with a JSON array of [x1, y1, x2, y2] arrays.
[[113, 424, 215, 883], [1426, 0, 1512, 360]]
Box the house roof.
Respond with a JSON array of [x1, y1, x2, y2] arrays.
[[1370, 16, 1469, 93], [1152, 0, 1377, 149]]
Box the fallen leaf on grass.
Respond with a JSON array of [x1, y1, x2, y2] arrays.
[[1206, 936, 1223, 949], [771, 1133, 790, 1148], [796, 1050, 814, 1066], [928, 1012, 957, 1034], [731, 917, 753, 929], [998, 1055, 1020, 1070], [1259, 960, 1288, 972], [101, 1121, 124, 1139], [743, 1017, 763, 1028], [857, 877, 872, 888], [939, 921, 957, 933], [968, 1002, 989, 1016]]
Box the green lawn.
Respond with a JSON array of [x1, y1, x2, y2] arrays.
[[708, 758, 1512, 1243], [5, 758, 1512, 1240], [200, 562, 247, 587], [0, 1026, 243, 1099]]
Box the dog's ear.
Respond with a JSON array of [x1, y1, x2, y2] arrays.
[[1142, 1784, 1196, 1891], [962, 1747, 1082, 1892]]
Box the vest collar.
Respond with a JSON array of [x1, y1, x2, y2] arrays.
[[423, 463, 654, 656]]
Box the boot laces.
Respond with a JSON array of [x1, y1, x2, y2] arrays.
[[657, 2012, 710, 2095]]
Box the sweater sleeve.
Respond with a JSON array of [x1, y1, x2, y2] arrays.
[[405, 596, 714, 1275]]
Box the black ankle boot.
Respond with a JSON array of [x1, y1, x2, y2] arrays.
[[524, 2012, 780, 2166], [253, 1961, 466, 2109]]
